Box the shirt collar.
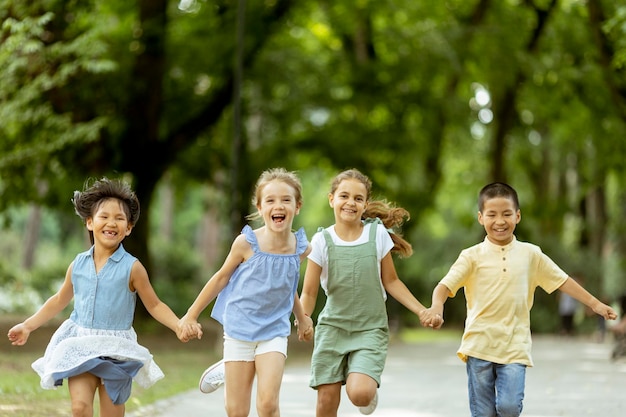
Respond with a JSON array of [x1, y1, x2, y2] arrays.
[[482, 235, 517, 252], [87, 244, 127, 263]]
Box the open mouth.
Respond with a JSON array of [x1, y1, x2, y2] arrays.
[[272, 214, 286, 224]]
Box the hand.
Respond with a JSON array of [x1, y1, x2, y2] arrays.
[[418, 308, 444, 330], [295, 315, 314, 342], [593, 302, 618, 321], [176, 316, 203, 342], [7, 323, 30, 346]]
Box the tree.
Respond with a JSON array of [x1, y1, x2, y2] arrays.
[[2, 0, 626, 325]]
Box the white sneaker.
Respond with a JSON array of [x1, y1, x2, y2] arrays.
[[198, 359, 225, 394], [358, 391, 378, 415]]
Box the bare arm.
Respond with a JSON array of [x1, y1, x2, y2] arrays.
[[182, 234, 249, 321], [292, 292, 313, 341], [558, 277, 617, 320], [430, 283, 451, 314], [422, 283, 452, 330], [131, 260, 185, 337], [300, 259, 322, 316], [8, 264, 75, 346], [380, 253, 426, 317], [380, 253, 443, 328]]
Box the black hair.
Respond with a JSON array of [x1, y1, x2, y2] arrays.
[[478, 182, 519, 212], [72, 177, 140, 226]]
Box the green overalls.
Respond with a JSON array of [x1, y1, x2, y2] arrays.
[[309, 218, 390, 388]]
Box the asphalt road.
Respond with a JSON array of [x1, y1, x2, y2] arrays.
[[128, 335, 626, 417]]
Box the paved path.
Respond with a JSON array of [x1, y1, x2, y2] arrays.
[[128, 336, 626, 417]]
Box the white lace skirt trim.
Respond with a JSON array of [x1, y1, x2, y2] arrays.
[[32, 319, 164, 389]]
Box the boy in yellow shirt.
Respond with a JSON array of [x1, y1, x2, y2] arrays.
[[428, 182, 616, 417]]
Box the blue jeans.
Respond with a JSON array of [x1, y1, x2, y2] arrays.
[[466, 356, 526, 417]]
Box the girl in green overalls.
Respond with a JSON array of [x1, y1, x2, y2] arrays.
[[301, 169, 441, 416]]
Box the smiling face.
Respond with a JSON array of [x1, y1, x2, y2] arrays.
[[86, 198, 133, 249], [256, 180, 300, 232], [329, 178, 368, 226], [478, 196, 521, 245]]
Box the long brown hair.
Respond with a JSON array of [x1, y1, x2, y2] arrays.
[[330, 169, 413, 257]]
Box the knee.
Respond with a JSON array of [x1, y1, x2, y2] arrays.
[[71, 400, 92, 417], [255, 396, 279, 417], [346, 387, 374, 407], [496, 398, 523, 417]]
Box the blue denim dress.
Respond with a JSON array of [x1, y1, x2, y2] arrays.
[[32, 244, 163, 404]]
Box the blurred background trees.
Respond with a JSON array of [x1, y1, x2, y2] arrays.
[[1, 0, 625, 334]]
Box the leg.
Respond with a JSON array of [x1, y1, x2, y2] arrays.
[[345, 372, 377, 408], [254, 351, 286, 417], [343, 329, 386, 414], [316, 383, 342, 417], [224, 360, 255, 417], [494, 363, 525, 417], [68, 373, 99, 417], [466, 357, 497, 417], [97, 381, 126, 417]]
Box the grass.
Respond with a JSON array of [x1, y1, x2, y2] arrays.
[[0, 319, 459, 417], [398, 326, 461, 343], [0, 319, 221, 417]]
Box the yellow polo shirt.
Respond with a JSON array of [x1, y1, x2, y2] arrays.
[[440, 236, 568, 366]]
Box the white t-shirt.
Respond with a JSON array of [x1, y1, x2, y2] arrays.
[[307, 222, 394, 299]]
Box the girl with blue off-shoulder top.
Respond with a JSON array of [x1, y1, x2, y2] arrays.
[[178, 167, 314, 417]]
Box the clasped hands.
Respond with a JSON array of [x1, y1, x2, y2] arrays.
[[176, 314, 204, 343], [418, 308, 444, 330], [294, 315, 314, 342]]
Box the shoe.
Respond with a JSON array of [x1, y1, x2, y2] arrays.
[[358, 391, 378, 415], [199, 359, 225, 394]]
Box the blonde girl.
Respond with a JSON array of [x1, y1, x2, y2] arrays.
[[179, 167, 313, 417]]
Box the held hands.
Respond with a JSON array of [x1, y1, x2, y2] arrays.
[[176, 315, 203, 343], [7, 323, 30, 346], [295, 315, 314, 342], [418, 308, 444, 330]]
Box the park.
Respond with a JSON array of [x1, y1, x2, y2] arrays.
[[1, 1, 626, 416]]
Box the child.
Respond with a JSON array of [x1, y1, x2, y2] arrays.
[[7, 177, 198, 417], [299, 168, 440, 416], [427, 182, 617, 417], [178, 167, 314, 417]]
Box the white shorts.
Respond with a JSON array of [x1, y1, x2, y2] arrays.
[[223, 334, 288, 362]]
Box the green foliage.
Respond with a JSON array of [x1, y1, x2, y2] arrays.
[[0, 2, 112, 209], [0, 0, 625, 335], [149, 239, 205, 315]]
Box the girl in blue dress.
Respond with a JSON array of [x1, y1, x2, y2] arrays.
[[8, 177, 197, 417], [179, 167, 313, 417]]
